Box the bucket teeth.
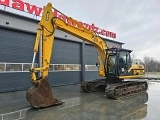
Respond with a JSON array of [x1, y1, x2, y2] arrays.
[[26, 78, 63, 108]]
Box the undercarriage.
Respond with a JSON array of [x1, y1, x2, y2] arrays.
[[81, 79, 148, 99]]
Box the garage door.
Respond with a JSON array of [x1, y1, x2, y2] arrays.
[[85, 44, 101, 81], [0, 27, 35, 92], [48, 38, 82, 86]]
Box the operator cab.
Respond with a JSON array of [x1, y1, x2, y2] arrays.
[[105, 48, 132, 78]]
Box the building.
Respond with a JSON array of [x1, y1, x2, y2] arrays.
[[0, 9, 124, 92]]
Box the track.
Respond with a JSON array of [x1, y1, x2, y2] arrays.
[[81, 79, 107, 92], [81, 79, 148, 99], [105, 81, 148, 99]]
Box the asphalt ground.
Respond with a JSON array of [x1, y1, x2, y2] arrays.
[[0, 80, 160, 120]]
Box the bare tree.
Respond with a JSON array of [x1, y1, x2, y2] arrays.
[[142, 55, 160, 72]]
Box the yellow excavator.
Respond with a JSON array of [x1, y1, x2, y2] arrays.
[[26, 3, 148, 108]]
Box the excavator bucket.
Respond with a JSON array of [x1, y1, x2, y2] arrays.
[[26, 78, 63, 108]]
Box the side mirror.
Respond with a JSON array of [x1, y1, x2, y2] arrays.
[[96, 63, 99, 66]]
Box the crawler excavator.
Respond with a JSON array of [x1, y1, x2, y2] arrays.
[[26, 3, 148, 108]]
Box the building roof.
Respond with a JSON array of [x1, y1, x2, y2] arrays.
[[101, 37, 124, 45]]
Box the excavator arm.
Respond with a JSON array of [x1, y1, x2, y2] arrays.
[[30, 4, 55, 82], [26, 3, 61, 108]]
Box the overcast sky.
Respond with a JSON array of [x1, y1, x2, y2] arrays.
[[1, 0, 160, 61]]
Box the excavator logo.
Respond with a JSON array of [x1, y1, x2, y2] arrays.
[[46, 11, 50, 22]]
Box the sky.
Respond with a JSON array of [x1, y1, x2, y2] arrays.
[[1, 0, 160, 61]]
